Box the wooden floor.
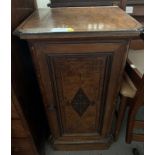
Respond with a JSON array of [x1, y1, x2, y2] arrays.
[[45, 109, 144, 155]]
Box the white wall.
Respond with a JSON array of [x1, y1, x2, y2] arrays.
[[36, 0, 50, 8]]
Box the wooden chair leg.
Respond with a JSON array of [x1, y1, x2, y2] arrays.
[[114, 95, 128, 140], [126, 111, 133, 143], [126, 80, 144, 144], [126, 104, 142, 143]]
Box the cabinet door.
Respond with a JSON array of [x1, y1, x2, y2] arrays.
[[30, 41, 128, 149]]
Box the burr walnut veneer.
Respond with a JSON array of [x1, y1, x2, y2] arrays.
[[15, 6, 142, 150]]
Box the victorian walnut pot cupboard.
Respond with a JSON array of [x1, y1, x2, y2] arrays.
[[14, 6, 142, 150]]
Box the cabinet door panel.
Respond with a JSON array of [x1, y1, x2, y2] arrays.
[[47, 53, 112, 135], [31, 41, 128, 142]]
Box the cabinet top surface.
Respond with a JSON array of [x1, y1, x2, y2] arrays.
[[15, 6, 142, 39]]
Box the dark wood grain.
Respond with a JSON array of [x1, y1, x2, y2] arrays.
[[12, 120, 28, 138], [12, 138, 36, 155], [119, 0, 127, 10], [11, 89, 39, 155], [132, 134, 144, 142], [48, 0, 119, 7], [130, 39, 144, 50], [134, 121, 144, 128], [48, 0, 143, 8], [11, 103, 20, 119]]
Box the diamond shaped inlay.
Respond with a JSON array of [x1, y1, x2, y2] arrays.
[[71, 88, 91, 116]]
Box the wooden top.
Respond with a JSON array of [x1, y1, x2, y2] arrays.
[[14, 6, 143, 39]]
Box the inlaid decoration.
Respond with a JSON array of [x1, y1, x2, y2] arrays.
[[71, 88, 91, 116]]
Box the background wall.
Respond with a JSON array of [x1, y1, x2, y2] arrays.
[[36, 0, 50, 8]]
